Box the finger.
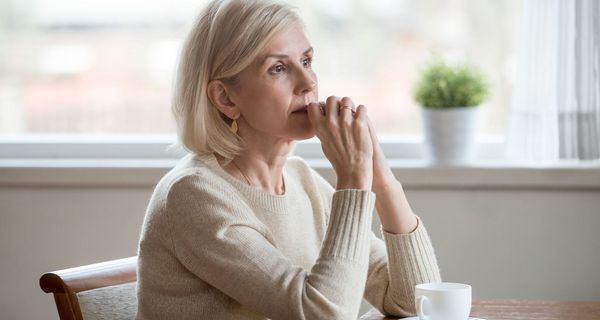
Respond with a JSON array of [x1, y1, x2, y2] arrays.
[[365, 112, 379, 142], [306, 102, 322, 127], [319, 101, 326, 116], [339, 97, 355, 112], [355, 104, 368, 122], [339, 97, 355, 125], [325, 96, 339, 124]]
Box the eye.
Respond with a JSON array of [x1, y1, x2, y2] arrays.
[[302, 57, 312, 68], [269, 64, 286, 74]]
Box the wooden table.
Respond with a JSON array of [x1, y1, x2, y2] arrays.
[[359, 300, 600, 320]]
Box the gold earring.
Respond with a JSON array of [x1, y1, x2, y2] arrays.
[[230, 119, 238, 134]]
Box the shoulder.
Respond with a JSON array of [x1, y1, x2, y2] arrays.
[[147, 155, 242, 217], [154, 153, 227, 193], [150, 164, 266, 239], [163, 167, 235, 206]]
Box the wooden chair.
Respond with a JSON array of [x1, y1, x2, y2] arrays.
[[39, 256, 137, 320]]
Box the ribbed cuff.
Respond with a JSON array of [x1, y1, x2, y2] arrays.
[[381, 216, 442, 301], [321, 189, 376, 263]]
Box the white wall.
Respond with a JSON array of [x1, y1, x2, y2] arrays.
[[1, 164, 599, 319], [408, 188, 600, 300], [0, 187, 148, 320]]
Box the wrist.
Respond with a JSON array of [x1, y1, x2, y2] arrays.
[[372, 175, 400, 193], [336, 174, 372, 190], [381, 214, 419, 235]]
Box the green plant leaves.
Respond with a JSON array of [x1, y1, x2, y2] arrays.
[[414, 59, 490, 109]]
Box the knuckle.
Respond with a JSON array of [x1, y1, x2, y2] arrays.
[[354, 120, 367, 130], [341, 120, 352, 129], [326, 118, 337, 128]]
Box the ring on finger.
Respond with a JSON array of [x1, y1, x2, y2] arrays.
[[340, 105, 354, 112]]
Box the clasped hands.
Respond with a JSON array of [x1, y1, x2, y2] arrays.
[[306, 96, 396, 192]]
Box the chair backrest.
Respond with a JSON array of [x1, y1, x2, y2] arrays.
[[39, 256, 137, 320]]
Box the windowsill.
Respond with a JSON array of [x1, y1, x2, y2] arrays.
[[1, 135, 599, 189], [1, 157, 599, 189]]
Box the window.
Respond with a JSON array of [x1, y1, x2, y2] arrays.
[[0, 0, 520, 147]]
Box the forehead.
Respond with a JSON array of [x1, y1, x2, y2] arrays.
[[258, 25, 311, 58], [266, 25, 309, 52]]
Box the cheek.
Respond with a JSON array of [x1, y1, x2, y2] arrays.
[[312, 72, 319, 98]]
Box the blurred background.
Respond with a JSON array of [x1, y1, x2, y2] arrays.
[[1, 1, 599, 320], [0, 0, 519, 138]]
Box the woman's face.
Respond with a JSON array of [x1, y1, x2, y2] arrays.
[[230, 24, 318, 141]]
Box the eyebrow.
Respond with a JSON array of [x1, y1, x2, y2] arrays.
[[259, 47, 314, 66]]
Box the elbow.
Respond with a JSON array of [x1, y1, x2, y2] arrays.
[[381, 297, 416, 318], [288, 306, 354, 320], [297, 287, 362, 320], [297, 299, 358, 320], [383, 306, 415, 318]]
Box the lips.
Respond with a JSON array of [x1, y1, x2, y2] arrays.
[[292, 106, 308, 113], [291, 101, 324, 113]]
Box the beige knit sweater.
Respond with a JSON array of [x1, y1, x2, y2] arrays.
[[136, 152, 441, 320]]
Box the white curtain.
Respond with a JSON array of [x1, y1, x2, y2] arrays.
[[507, 0, 600, 164]]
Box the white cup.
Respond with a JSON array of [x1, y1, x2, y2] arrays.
[[415, 282, 472, 320]]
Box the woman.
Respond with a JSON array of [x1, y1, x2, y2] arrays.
[[136, 0, 442, 319]]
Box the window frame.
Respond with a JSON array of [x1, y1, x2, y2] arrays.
[[0, 134, 507, 161]]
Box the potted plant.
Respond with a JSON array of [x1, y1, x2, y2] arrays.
[[414, 59, 490, 165]]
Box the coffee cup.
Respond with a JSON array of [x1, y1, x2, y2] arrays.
[[415, 282, 472, 320]]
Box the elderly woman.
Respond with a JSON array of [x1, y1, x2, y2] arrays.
[[136, 0, 441, 319]]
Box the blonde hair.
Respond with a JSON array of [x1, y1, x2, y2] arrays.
[[171, 0, 302, 160]]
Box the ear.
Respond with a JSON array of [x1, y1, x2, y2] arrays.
[[207, 80, 238, 119]]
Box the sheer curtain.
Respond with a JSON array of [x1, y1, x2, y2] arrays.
[[507, 0, 600, 164]]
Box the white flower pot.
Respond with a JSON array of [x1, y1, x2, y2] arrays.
[[421, 106, 480, 165]]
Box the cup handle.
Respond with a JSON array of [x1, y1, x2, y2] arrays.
[[416, 295, 431, 320]]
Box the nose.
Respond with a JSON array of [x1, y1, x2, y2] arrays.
[[295, 68, 317, 96]]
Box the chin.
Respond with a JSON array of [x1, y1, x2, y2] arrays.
[[290, 128, 316, 141], [295, 133, 316, 141]]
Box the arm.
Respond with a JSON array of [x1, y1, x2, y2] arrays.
[[374, 180, 418, 235], [366, 115, 418, 235], [362, 117, 442, 316], [166, 175, 376, 320], [311, 165, 442, 317], [363, 218, 442, 317]]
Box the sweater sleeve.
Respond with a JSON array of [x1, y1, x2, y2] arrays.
[[363, 216, 442, 317], [165, 175, 376, 320], [309, 166, 442, 317], [311, 169, 441, 317]]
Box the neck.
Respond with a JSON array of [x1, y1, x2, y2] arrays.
[[217, 135, 295, 196]]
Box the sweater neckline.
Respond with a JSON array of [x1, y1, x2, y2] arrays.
[[193, 152, 291, 213]]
